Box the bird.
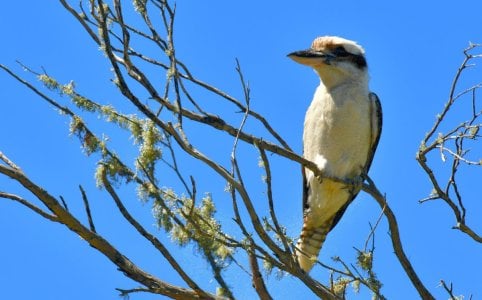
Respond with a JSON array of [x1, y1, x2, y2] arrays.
[[288, 36, 382, 272]]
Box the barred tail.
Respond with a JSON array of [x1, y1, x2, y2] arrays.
[[295, 223, 331, 272]]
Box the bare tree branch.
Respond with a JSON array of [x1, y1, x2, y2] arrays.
[[439, 280, 470, 300], [0, 151, 22, 171], [417, 43, 482, 243], [248, 242, 273, 300], [0, 190, 59, 222], [362, 176, 435, 300], [0, 163, 217, 299], [100, 165, 213, 298], [79, 185, 96, 233]]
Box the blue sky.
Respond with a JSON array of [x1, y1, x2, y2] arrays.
[[1, 1, 482, 299]]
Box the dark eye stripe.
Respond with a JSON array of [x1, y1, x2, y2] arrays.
[[333, 46, 350, 57], [332, 46, 367, 69], [351, 54, 367, 69]]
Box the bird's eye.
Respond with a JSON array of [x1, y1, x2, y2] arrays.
[[333, 46, 350, 57]]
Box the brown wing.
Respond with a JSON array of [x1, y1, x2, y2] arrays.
[[302, 165, 309, 214], [364, 92, 383, 173]]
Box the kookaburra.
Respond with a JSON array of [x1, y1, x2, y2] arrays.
[[288, 36, 382, 272]]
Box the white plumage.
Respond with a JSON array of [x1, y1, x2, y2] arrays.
[[288, 36, 382, 272]]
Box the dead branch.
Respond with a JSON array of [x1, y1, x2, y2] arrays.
[[416, 43, 482, 243], [0, 163, 214, 299], [362, 176, 435, 300]]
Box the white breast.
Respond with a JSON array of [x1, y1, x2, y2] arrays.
[[304, 83, 371, 177], [303, 83, 371, 219]]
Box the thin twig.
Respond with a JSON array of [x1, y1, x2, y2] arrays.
[[59, 196, 69, 212], [100, 165, 211, 298], [0, 151, 22, 171], [416, 43, 482, 243], [0, 161, 206, 299], [116, 287, 153, 297], [440, 280, 458, 300], [362, 176, 434, 300], [0, 191, 59, 222], [364, 203, 385, 252], [79, 185, 96, 233], [258, 147, 291, 253], [248, 242, 273, 300]]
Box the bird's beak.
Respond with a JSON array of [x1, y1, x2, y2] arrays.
[[288, 49, 336, 66]]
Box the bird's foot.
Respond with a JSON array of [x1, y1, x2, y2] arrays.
[[344, 175, 363, 192]]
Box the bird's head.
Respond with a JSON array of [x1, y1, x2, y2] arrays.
[[288, 36, 368, 89]]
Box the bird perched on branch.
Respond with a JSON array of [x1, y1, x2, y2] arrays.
[[288, 36, 382, 272]]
